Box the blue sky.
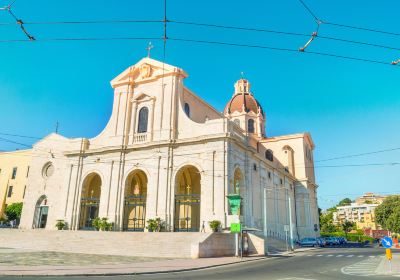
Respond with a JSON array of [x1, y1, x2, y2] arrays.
[[0, 0, 399, 209]]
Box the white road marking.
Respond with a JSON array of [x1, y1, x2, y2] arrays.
[[326, 254, 334, 257], [347, 255, 354, 257], [357, 255, 364, 257], [336, 255, 343, 257], [341, 256, 382, 277], [316, 254, 323, 257]]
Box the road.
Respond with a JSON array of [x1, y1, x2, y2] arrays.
[[1, 247, 397, 280]]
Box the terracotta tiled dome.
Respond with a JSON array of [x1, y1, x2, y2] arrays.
[[224, 79, 264, 116]]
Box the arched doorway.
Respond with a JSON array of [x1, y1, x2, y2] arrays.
[[123, 170, 147, 231], [79, 173, 101, 230], [174, 165, 201, 232], [33, 195, 48, 229]]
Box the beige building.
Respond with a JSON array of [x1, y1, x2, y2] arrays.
[[355, 192, 387, 205], [19, 57, 318, 242], [0, 149, 31, 219], [333, 203, 380, 230]]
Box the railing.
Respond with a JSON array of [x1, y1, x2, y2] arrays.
[[133, 133, 148, 143]]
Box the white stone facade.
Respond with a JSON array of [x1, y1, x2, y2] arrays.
[[20, 57, 319, 242]]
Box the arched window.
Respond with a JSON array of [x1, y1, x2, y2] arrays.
[[184, 103, 190, 117], [265, 149, 273, 162], [248, 119, 255, 133], [137, 107, 149, 133]]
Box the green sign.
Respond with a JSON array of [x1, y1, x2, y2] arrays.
[[231, 223, 241, 233], [227, 194, 242, 215]]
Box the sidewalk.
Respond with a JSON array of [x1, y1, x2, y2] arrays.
[[375, 252, 400, 277], [0, 255, 267, 276]]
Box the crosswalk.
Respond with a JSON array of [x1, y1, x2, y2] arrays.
[[303, 253, 376, 258], [341, 256, 382, 276]]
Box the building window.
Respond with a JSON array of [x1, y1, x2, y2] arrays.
[[253, 163, 257, 171], [184, 103, 190, 117], [26, 166, 30, 178], [137, 107, 149, 133], [11, 167, 17, 179], [280, 179, 283, 185], [23, 185, 26, 198], [7, 186, 13, 197], [265, 150, 273, 162], [268, 171, 271, 179], [248, 119, 255, 133]]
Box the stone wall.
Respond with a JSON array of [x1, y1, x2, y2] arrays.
[[0, 230, 265, 259]]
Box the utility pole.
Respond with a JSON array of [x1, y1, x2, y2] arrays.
[[55, 121, 59, 134]]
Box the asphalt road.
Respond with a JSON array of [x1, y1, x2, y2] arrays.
[[0, 247, 397, 280]]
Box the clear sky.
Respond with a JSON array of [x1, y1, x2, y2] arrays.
[[1, 0, 399, 209]]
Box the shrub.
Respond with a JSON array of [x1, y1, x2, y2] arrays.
[[5, 203, 23, 221], [55, 219, 66, 230], [209, 220, 221, 232], [146, 217, 164, 232]]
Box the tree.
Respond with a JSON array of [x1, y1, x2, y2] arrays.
[[5, 202, 23, 221], [375, 195, 400, 233], [341, 220, 355, 238], [338, 198, 352, 206], [319, 208, 338, 233]]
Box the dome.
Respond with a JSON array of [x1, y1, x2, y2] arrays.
[[224, 79, 264, 116]]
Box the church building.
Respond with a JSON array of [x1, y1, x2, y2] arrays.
[[20, 57, 319, 240]]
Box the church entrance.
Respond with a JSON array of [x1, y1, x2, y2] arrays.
[[33, 195, 49, 229], [79, 173, 101, 230], [174, 165, 201, 232], [123, 170, 147, 231]]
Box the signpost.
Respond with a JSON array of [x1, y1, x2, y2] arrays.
[[381, 236, 393, 272], [284, 225, 290, 252], [227, 194, 243, 258]]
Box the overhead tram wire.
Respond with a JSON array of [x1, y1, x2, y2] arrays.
[[0, 19, 163, 26], [168, 37, 392, 66], [169, 20, 400, 53], [0, 36, 164, 43]]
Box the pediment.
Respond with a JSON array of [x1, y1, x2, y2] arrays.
[[111, 57, 188, 88], [131, 92, 155, 102]]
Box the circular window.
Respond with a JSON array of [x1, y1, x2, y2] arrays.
[[42, 163, 54, 178]]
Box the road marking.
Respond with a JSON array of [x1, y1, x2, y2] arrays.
[[316, 254, 323, 257], [326, 254, 334, 257], [368, 256, 375, 258], [341, 256, 382, 277], [357, 255, 364, 257], [347, 255, 354, 257], [336, 255, 343, 257]]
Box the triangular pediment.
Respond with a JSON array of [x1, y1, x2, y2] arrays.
[[111, 57, 188, 88]]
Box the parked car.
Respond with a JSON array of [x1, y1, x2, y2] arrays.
[[299, 237, 319, 247], [337, 237, 347, 245], [317, 237, 327, 247], [325, 237, 340, 246]]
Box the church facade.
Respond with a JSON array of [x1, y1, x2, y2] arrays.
[[20, 57, 319, 240]]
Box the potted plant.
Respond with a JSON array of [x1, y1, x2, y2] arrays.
[[209, 220, 221, 232], [146, 217, 164, 232], [55, 219, 66, 230], [91, 217, 101, 231]]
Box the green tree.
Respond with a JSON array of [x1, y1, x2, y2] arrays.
[[375, 195, 400, 233], [5, 202, 23, 221], [341, 220, 355, 238], [338, 198, 352, 206]]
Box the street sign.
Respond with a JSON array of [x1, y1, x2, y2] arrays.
[[381, 236, 393, 248], [231, 223, 241, 233], [386, 249, 392, 260]]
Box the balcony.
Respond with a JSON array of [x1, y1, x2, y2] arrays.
[[133, 133, 148, 143]]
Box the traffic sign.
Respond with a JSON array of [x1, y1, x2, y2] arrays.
[[230, 223, 241, 233], [381, 236, 393, 248]]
